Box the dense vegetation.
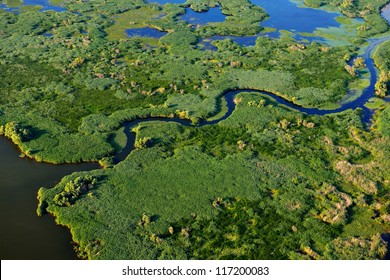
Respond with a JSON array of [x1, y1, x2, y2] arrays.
[[1, 0, 389, 260], [37, 94, 390, 259], [373, 40, 390, 97]]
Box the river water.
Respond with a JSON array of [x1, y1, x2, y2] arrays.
[[1, 0, 389, 259]]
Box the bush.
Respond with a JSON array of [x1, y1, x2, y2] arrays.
[[53, 175, 97, 207]]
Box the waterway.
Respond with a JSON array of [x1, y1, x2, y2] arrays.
[[1, 0, 389, 260]]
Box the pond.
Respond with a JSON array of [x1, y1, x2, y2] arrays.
[[251, 0, 340, 33], [126, 27, 167, 39], [181, 6, 226, 26]]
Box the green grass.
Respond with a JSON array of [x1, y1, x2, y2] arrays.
[[376, 105, 390, 136], [37, 97, 390, 259]]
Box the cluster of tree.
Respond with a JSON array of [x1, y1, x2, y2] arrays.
[[53, 175, 97, 207], [138, 196, 387, 260], [0, 122, 32, 145], [373, 40, 390, 97]]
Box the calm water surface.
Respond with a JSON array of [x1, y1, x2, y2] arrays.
[[382, 4, 390, 24], [126, 27, 167, 38], [251, 0, 340, 33], [181, 6, 225, 25], [0, 137, 98, 259]]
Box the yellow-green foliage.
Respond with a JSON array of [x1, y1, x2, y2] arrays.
[[106, 7, 164, 40], [0, 122, 32, 145]]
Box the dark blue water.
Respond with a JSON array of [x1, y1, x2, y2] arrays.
[[251, 0, 340, 33], [181, 7, 226, 25], [1, 0, 66, 12], [126, 27, 167, 39]]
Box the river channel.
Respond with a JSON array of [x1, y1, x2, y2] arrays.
[[1, 0, 389, 259]]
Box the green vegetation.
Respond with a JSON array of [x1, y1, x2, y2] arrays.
[[376, 105, 390, 136], [0, 0, 368, 163], [37, 93, 390, 259], [373, 40, 390, 97], [304, 0, 390, 37], [0, 0, 389, 260]]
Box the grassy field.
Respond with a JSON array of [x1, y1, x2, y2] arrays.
[[38, 94, 390, 259]]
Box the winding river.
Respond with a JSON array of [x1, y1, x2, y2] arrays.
[[1, 1, 390, 259]]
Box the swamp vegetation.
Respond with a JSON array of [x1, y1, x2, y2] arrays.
[[0, 0, 390, 259]]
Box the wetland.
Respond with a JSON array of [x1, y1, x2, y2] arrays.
[[1, 0, 389, 260]]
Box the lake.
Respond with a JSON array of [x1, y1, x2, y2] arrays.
[[181, 6, 226, 25], [251, 0, 341, 34], [0, 137, 98, 259]]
